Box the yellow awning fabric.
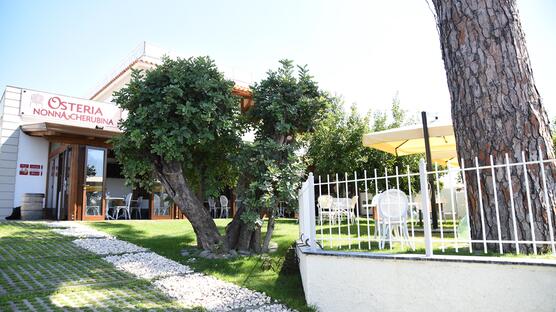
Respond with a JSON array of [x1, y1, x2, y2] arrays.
[[362, 122, 458, 166]]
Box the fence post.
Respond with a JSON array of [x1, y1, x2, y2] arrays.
[[306, 173, 318, 250], [419, 159, 434, 257]]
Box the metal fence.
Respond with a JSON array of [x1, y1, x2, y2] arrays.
[[298, 151, 556, 257]]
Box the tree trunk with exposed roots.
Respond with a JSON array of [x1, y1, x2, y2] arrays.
[[432, 0, 556, 253]]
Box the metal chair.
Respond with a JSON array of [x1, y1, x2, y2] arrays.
[[130, 196, 143, 219], [114, 193, 132, 220], [377, 189, 413, 249], [219, 195, 229, 218], [208, 197, 217, 218], [155, 193, 170, 216], [317, 195, 336, 224]]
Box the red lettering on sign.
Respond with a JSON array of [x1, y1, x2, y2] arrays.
[[47, 96, 104, 116], [20, 164, 29, 168]]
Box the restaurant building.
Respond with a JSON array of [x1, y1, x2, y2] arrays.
[[0, 43, 252, 220]]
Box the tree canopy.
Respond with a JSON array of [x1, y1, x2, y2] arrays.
[[226, 60, 329, 252], [304, 95, 419, 179], [112, 56, 243, 196]]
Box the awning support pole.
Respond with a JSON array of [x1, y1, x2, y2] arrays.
[[421, 111, 439, 229]]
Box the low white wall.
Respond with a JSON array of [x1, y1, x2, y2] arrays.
[[297, 246, 556, 312]]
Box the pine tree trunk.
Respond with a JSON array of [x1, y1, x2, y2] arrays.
[[154, 158, 228, 253], [432, 0, 556, 253]]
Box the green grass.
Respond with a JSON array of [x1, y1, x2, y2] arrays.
[[316, 217, 556, 259], [87, 218, 312, 312]]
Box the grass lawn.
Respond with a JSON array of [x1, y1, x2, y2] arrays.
[[316, 217, 556, 258], [87, 218, 312, 312]]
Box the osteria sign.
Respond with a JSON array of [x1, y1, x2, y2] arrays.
[[20, 89, 122, 131]]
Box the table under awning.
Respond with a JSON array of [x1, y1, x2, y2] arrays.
[[362, 121, 458, 166]]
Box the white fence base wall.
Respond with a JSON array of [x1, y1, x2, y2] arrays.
[[297, 245, 556, 312]]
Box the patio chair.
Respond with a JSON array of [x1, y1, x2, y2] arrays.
[[153, 194, 169, 216], [346, 195, 358, 223], [219, 195, 229, 218], [130, 196, 144, 219], [208, 197, 217, 218], [114, 193, 132, 220], [377, 189, 413, 249], [277, 201, 286, 217], [317, 195, 336, 224]]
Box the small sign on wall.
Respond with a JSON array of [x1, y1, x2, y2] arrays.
[[19, 164, 43, 176]]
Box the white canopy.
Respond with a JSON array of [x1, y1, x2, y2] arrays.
[[362, 121, 458, 165]]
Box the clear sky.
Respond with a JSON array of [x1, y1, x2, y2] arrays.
[[1, 0, 555, 121]]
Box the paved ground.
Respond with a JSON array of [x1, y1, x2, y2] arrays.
[[0, 221, 191, 311], [0, 221, 293, 312]]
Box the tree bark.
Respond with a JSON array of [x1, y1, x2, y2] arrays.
[[432, 0, 556, 252], [262, 212, 276, 252], [154, 158, 228, 253], [225, 195, 262, 253]]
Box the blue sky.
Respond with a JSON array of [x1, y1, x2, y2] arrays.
[[1, 0, 555, 120]]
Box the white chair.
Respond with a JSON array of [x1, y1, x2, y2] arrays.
[[277, 202, 286, 217], [219, 195, 229, 218], [208, 197, 217, 218], [317, 195, 336, 224], [343, 196, 358, 223], [377, 189, 413, 249], [114, 193, 132, 220], [359, 192, 374, 217], [130, 196, 143, 219]]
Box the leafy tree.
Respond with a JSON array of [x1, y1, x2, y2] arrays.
[[112, 56, 243, 253], [305, 95, 419, 188], [226, 60, 329, 252]]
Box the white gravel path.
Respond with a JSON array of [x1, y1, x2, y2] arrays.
[[104, 252, 193, 279], [58, 222, 295, 312], [73, 238, 146, 255], [52, 227, 113, 238], [153, 274, 271, 311]]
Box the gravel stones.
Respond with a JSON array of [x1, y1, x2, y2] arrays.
[[52, 227, 113, 238], [153, 274, 272, 311], [73, 238, 146, 255], [104, 252, 193, 279], [65, 223, 296, 311]]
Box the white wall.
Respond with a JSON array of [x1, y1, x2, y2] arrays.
[[13, 131, 49, 208], [297, 246, 556, 312], [0, 87, 22, 217]]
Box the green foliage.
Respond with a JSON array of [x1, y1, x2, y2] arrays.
[[305, 95, 420, 184], [111, 56, 243, 194], [239, 60, 329, 218]]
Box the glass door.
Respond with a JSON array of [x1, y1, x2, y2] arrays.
[[83, 147, 106, 220]]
